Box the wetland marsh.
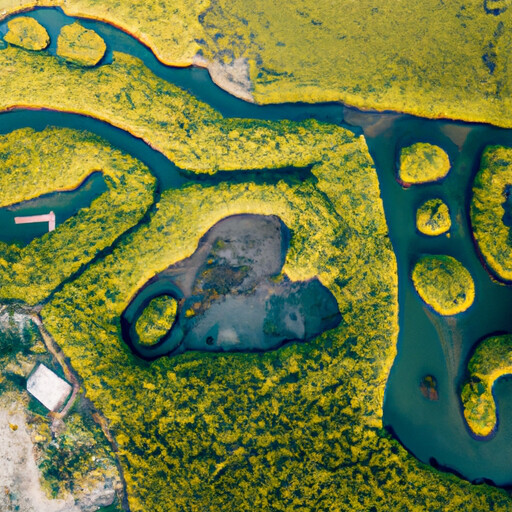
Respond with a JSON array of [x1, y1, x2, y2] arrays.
[[1, 5, 512, 512]]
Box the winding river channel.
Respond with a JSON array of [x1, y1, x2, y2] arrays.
[[2, 6, 512, 488]]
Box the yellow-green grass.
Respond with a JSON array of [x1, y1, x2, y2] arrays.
[[4, 16, 49, 50], [471, 145, 512, 282], [0, 0, 204, 65], [0, 46, 351, 174], [461, 334, 512, 437], [399, 143, 451, 186], [416, 198, 451, 236], [200, 0, 512, 122], [412, 255, 475, 316], [0, 126, 156, 305], [38, 137, 509, 510], [135, 295, 178, 346], [56, 21, 106, 66], [3, 2, 512, 126], [0, 27, 507, 511]]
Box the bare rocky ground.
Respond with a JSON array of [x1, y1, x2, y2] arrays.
[[193, 54, 254, 102], [0, 305, 122, 512], [0, 405, 80, 512]]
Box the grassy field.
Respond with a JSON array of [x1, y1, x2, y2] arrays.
[[1, 1, 512, 126], [0, 12, 511, 512]]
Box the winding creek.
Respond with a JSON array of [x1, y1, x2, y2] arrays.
[[2, 6, 512, 489]]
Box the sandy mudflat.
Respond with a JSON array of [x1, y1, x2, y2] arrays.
[[0, 407, 80, 512]]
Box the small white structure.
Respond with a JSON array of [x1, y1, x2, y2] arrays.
[[15, 211, 56, 232], [26, 364, 72, 412]]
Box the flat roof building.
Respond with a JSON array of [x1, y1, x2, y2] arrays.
[[26, 364, 72, 412]]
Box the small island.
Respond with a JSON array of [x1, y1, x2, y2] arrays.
[[4, 17, 49, 51], [135, 295, 178, 347], [57, 22, 106, 66], [412, 255, 475, 315], [398, 143, 450, 186], [416, 198, 451, 236]]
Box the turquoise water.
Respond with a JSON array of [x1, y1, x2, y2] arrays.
[[1, 6, 512, 487], [358, 114, 512, 486]]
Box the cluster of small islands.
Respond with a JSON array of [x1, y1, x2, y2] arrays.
[[0, 3, 512, 512]]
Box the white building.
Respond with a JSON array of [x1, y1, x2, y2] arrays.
[[26, 364, 72, 412]]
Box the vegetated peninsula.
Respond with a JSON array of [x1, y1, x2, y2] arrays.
[[471, 145, 512, 282], [461, 334, 512, 438], [0, 127, 155, 305]]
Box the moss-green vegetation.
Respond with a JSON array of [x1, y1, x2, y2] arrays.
[[4, 2, 512, 126], [0, 46, 349, 174], [398, 143, 450, 185], [3, 16, 49, 51], [0, 127, 156, 305], [36, 125, 508, 510], [135, 295, 178, 346], [412, 255, 475, 316], [0, 0, 204, 64], [199, 0, 512, 124], [0, 25, 508, 510], [56, 22, 106, 66], [471, 145, 512, 282], [416, 198, 451, 236], [461, 334, 512, 437], [37, 407, 120, 501]]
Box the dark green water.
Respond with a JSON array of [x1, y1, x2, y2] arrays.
[[358, 114, 512, 486], [1, 6, 512, 487], [0, 171, 106, 245]]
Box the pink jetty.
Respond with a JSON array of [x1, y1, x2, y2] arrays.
[[14, 211, 56, 232]]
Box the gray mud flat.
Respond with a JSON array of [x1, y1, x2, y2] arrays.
[[122, 214, 340, 359]]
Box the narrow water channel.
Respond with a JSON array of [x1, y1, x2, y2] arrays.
[[1, 6, 512, 487]]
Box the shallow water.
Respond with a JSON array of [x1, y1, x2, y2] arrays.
[[360, 115, 512, 485], [1, 6, 512, 486], [0, 171, 106, 245], [121, 214, 340, 359]]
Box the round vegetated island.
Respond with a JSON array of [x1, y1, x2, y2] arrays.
[[416, 198, 451, 236], [4, 16, 49, 51], [398, 142, 451, 186], [411, 254, 475, 316], [56, 22, 106, 66]]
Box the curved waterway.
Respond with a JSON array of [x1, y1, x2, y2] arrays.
[[1, 6, 512, 487], [359, 113, 512, 486]]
